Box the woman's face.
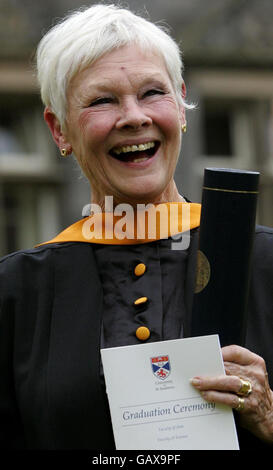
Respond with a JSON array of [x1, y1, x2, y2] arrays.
[[55, 45, 185, 206]]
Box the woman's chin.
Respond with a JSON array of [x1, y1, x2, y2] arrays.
[[114, 183, 172, 206]]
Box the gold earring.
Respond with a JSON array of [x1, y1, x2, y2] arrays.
[[60, 148, 68, 157], [181, 124, 187, 133]]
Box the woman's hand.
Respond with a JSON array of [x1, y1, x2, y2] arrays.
[[191, 345, 273, 443]]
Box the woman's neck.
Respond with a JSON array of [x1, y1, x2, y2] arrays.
[[90, 182, 185, 212]]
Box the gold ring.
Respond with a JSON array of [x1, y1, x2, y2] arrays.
[[235, 397, 245, 412], [238, 378, 252, 397]]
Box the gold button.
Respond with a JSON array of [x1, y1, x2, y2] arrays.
[[134, 296, 148, 306], [134, 263, 146, 277], [136, 326, 150, 341]]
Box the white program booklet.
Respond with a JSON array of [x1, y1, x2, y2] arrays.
[[101, 335, 239, 450]]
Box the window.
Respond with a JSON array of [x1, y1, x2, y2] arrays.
[[2, 189, 19, 254], [202, 101, 233, 157], [0, 181, 61, 257], [0, 93, 41, 155]]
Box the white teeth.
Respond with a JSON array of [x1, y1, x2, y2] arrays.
[[113, 141, 155, 155], [132, 157, 149, 163]]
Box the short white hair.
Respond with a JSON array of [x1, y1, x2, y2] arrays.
[[36, 3, 191, 127]]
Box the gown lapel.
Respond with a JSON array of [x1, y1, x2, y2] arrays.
[[47, 243, 114, 449], [183, 228, 199, 338]]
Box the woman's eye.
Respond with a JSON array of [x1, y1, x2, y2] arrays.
[[143, 89, 166, 98], [89, 97, 112, 107]]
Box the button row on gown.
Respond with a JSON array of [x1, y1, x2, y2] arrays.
[[133, 263, 150, 340]]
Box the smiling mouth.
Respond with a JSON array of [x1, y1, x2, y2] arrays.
[[110, 141, 160, 163]]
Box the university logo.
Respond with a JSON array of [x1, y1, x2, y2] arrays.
[[151, 355, 171, 380]]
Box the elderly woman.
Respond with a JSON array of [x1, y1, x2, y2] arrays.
[[0, 4, 273, 450]]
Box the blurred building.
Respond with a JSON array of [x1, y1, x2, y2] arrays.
[[0, 0, 272, 256]]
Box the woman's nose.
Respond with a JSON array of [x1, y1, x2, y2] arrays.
[[115, 99, 152, 130]]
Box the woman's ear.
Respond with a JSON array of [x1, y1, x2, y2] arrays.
[[44, 107, 72, 154], [180, 81, 187, 126]]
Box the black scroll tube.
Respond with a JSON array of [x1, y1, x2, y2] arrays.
[[190, 168, 260, 347]]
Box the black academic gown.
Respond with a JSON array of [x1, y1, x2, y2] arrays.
[[0, 226, 272, 450]]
